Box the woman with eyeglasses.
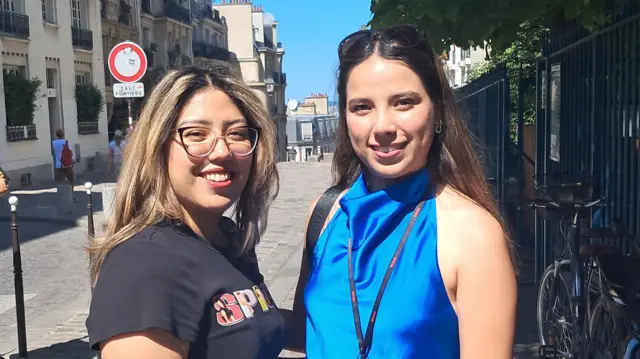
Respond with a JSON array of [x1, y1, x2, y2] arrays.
[[86, 65, 284, 359], [284, 25, 518, 358]]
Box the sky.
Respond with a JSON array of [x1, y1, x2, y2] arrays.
[[254, 0, 373, 102]]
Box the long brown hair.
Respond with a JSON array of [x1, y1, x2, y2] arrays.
[[333, 26, 517, 268], [88, 65, 280, 284]]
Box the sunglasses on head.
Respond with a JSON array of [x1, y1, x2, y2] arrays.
[[337, 24, 434, 61]]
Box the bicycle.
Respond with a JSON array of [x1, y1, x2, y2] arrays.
[[587, 243, 640, 358], [531, 173, 612, 358]]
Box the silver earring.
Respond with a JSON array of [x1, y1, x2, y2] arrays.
[[435, 121, 443, 134]]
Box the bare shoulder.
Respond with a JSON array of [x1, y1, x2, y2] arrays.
[[435, 185, 506, 250]]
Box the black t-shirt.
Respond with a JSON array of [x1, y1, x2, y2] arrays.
[[86, 218, 286, 359]]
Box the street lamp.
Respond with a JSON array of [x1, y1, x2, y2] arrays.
[[265, 77, 275, 102]]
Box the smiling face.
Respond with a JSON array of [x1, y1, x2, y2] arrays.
[[167, 87, 254, 214], [345, 54, 437, 190]]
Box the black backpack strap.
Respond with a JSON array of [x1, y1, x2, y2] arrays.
[[306, 186, 343, 259]]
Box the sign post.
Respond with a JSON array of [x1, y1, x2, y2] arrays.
[[107, 41, 148, 127]]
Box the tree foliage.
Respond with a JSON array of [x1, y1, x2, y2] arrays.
[[75, 83, 105, 124], [370, 0, 637, 53], [3, 72, 42, 126]]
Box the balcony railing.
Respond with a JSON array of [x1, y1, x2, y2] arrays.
[[194, 6, 222, 24], [193, 42, 230, 61], [0, 10, 30, 38], [164, 1, 191, 24], [72, 27, 93, 50], [78, 121, 100, 135], [6, 124, 37, 142], [142, 0, 151, 14]]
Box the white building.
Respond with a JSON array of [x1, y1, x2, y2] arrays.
[[442, 44, 487, 88], [1, 0, 107, 185], [214, 0, 287, 161]]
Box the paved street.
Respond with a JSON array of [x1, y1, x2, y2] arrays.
[[0, 161, 539, 358], [0, 162, 332, 358]]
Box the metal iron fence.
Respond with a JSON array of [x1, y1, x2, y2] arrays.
[[534, 7, 640, 280], [455, 66, 511, 212]]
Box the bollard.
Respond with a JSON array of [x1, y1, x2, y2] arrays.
[[102, 183, 117, 225], [9, 196, 28, 357], [56, 184, 74, 214], [85, 182, 94, 239]]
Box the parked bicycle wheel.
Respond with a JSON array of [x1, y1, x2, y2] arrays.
[[588, 297, 626, 358], [538, 264, 574, 357]]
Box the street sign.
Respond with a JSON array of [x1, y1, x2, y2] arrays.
[[113, 82, 145, 98], [108, 41, 147, 83]]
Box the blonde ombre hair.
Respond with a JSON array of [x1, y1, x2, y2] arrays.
[[88, 65, 279, 284]]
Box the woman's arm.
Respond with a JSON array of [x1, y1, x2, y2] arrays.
[[101, 328, 189, 359], [456, 212, 517, 358]]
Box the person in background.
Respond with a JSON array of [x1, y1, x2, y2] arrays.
[[86, 65, 283, 359], [285, 25, 517, 358], [51, 129, 76, 200], [107, 130, 126, 177], [0, 167, 8, 198]]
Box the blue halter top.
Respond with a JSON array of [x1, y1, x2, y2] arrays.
[[304, 169, 460, 358]]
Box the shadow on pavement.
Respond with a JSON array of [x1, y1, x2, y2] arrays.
[[0, 190, 105, 252], [4, 337, 95, 359]]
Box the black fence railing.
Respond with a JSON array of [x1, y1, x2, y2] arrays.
[[192, 42, 230, 61], [164, 1, 191, 24], [71, 27, 93, 50], [534, 10, 640, 279], [455, 66, 512, 212], [78, 121, 100, 135], [0, 11, 29, 38], [6, 125, 37, 142]]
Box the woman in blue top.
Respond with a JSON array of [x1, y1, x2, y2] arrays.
[[283, 25, 518, 358]]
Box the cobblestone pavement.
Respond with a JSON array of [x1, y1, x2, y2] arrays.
[[0, 162, 331, 358]]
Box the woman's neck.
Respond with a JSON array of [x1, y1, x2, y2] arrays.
[[182, 209, 228, 247]]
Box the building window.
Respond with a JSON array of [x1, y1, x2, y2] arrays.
[[46, 68, 57, 88], [75, 71, 91, 85], [3, 65, 26, 76], [2, 0, 15, 12], [142, 27, 150, 47], [71, 0, 81, 28], [42, 0, 57, 23]]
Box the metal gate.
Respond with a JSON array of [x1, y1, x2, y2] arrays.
[[455, 66, 511, 211], [535, 6, 640, 279]]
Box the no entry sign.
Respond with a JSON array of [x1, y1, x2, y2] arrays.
[[108, 41, 147, 83]]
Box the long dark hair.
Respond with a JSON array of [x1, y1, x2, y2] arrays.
[[333, 25, 517, 268]]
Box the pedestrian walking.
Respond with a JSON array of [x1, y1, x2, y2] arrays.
[[86, 64, 283, 359], [107, 129, 126, 178], [285, 25, 517, 359], [51, 129, 76, 201]]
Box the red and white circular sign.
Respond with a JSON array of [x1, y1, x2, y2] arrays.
[[108, 41, 148, 83]]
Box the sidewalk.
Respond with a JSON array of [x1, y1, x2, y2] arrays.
[[0, 172, 113, 226]]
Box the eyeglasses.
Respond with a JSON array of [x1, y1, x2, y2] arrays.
[[338, 24, 433, 61], [177, 126, 259, 157]]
